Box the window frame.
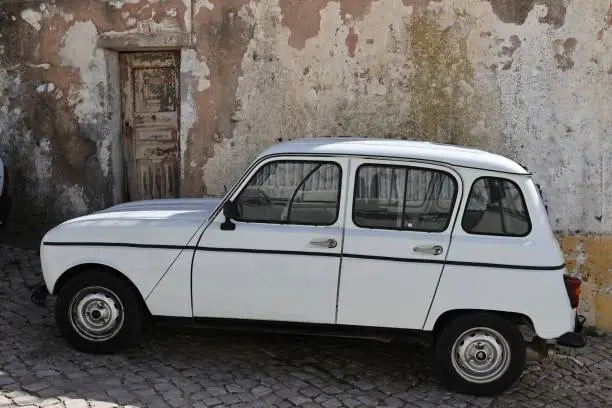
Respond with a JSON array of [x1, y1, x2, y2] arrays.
[[232, 158, 344, 227], [461, 176, 532, 238], [351, 162, 459, 233]]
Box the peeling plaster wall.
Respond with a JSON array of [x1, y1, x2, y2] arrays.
[[561, 235, 612, 330], [0, 0, 611, 328], [0, 0, 188, 230], [202, 0, 509, 191]]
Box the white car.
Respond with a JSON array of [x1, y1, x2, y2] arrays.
[[33, 138, 586, 396]]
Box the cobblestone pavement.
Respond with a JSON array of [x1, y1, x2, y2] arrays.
[[1, 245, 611, 408]]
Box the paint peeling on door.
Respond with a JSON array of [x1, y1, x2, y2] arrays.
[[120, 51, 181, 201]]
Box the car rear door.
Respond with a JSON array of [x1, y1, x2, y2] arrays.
[[336, 158, 462, 329]]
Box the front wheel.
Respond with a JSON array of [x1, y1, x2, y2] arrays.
[[55, 270, 144, 354], [435, 313, 526, 396]]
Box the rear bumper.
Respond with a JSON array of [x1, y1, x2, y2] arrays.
[[556, 313, 586, 348]]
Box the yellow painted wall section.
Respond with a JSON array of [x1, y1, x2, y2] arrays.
[[559, 235, 612, 332]]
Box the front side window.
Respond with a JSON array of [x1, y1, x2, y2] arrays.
[[234, 160, 342, 225], [461, 177, 531, 236], [353, 164, 457, 232]]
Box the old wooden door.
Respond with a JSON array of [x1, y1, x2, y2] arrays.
[[120, 52, 180, 201]]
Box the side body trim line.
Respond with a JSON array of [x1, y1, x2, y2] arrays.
[[42, 241, 566, 271]]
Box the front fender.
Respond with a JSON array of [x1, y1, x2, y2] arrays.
[[40, 243, 183, 300]]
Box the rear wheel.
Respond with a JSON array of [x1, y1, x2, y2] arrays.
[[435, 313, 526, 396], [55, 269, 144, 354]]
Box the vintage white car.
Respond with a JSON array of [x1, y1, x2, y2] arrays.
[[34, 138, 586, 396]]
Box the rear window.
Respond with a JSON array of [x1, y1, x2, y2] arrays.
[[461, 177, 531, 237]]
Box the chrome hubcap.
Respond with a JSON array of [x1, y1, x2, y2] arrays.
[[451, 327, 511, 384], [69, 286, 124, 342]]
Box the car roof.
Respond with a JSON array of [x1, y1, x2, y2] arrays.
[[256, 137, 529, 175]]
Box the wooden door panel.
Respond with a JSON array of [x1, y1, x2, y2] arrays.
[[129, 53, 177, 68], [136, 160, 179, 201], [135, 144, 179, 160], [134, 67, 178, 113], [121, 51, 180, 201], [134, 113, 177, 126], [134, 127, 177, 142]]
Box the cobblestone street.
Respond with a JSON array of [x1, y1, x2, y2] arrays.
[[1, 245, 610, 408]]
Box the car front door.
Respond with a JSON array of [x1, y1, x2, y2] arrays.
[[192, 156, 348, 324], [337, 158, 462, 329]]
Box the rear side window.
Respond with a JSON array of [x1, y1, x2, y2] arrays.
[[461, 177, 531, 237], [353, 164, 457, 232]]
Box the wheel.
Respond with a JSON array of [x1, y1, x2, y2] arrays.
[[434, 312, 526, 396], [55, 269, 144, 354]]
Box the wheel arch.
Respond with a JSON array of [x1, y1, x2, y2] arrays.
[[52, 263, 151, 316], [431, 309, 535, 341]]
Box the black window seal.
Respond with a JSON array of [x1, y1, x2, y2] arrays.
[[461, 176, 532, 238], [285, 162, 324, 223], [234, 159, 343, 227], [351, 162, 459, 233]]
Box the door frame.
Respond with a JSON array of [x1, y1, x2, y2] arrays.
[[119, 50, 182, 202], [336, 156, 464, 329], [191, 155, 351, 324]]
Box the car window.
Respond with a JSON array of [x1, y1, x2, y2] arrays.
[[234, 160, 342, 225], [461, 177, 531, 237], [353, 164, 457, 232]]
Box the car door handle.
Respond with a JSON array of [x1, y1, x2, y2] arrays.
[[413, 245, 444, 255], [310, 238, 338, 249]]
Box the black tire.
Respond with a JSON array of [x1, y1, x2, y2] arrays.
[[55, 269, 144, 354], [434, 312, 526, 396]]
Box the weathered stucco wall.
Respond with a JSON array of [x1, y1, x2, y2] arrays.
[[0, 0, 610, 329], [0, 0, 190, 227]]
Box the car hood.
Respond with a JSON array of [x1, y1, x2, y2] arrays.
[[42, 197, 223, 246], [96, 197, 222, 215]]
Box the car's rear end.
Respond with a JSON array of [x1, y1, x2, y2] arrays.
[[557, 274, 587, 346], [531, 175, 586, 347], [0, 158, 11, 227]]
